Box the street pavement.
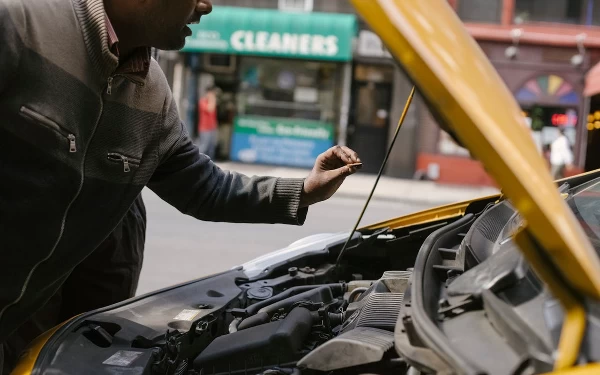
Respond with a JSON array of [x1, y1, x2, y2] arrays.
[[136, 188, 430, 294], [137, 163, 499, 295]]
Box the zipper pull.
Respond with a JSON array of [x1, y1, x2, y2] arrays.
[[107, 76, 113, 95], [122, 156, 130, 172], [68, 134, 77, 153]]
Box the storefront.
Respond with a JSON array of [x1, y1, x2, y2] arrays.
[[518, 74, 579, 160], [343, 27, 421, 177], [582, 62, 600, 173], [178, 6, 357, 168], [415, 41, 590, 186]]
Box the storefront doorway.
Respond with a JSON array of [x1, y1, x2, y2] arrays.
[[584, 96, 600, 171], [516, 74, 581, 171], [348, 64, 394, 174], [522, 105, 578, 162], [196, 53, 239, 161]]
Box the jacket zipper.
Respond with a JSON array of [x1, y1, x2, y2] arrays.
[[107, 152, 141, 172], [19, 106, 77, 153], [107, 76, 113, 95], [106, 74, 145, 95], [0, 82, 109, 327]]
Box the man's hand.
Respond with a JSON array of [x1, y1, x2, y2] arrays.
[[300, 146, 361, 208]]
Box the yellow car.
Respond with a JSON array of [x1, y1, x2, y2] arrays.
[[12, 1, 600, 374]]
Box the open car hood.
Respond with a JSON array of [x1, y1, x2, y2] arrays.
[[351, 0, 600, 300]]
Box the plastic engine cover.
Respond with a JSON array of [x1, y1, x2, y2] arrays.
[[194, 307, 313, 374]]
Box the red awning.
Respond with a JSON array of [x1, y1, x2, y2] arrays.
[[585, 61, 600, 97]]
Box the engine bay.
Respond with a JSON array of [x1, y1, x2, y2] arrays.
[[30, 188, 600, 375]]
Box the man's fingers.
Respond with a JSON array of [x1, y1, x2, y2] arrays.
[[319, 146, 361, 171], [332, 145, 353, 165], [330, 164, 358, 178], [322, 157, 343, 170], [340, 146, 360, 163]]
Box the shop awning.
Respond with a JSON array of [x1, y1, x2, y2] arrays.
[[182, 6, 357, 62], [585, 61, 600, 97]]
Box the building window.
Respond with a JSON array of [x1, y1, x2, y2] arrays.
[[237, 57, 341, 122], [278, 0, 313, 12], [457, 0, 502, 23], [514, 0, 587, 25], [591, 0, 600, 25]]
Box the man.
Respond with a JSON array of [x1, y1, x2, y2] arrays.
[[550, 127, 574, 179], [0, 0, 361, 372], [1, 195, 147, 374], [196, 85, 219, 159]]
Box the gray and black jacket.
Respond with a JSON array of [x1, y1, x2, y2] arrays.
[[0, 0, 307, 342]]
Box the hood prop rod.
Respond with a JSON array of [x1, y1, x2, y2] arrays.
[[335, 86, 416, 269]]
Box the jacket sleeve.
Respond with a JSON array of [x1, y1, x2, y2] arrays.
[[0, 0, 24, 95], [148, 96, 308, 225]]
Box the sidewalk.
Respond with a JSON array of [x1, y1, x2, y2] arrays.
[[216, 162, 500, 206]]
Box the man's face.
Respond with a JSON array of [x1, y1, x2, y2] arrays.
[[143, 0, 212, 50]]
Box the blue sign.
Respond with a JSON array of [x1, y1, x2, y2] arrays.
[[229, 116, 335, 168]]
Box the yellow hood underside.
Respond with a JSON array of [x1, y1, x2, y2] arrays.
[[350, 0, 600, 299]]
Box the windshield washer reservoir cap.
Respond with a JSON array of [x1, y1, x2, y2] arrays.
[[247, 287, 274, 300]]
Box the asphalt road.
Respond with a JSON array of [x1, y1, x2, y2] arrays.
[[136, 188, 431, 295]]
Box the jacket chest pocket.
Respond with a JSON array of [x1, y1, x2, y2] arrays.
[[107, 152, 141, 173], [19, 105, 77, 153]]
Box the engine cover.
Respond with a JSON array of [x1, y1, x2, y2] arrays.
[[193, 307, 313, 374]]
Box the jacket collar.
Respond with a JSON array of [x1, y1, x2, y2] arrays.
[[105, 11, 151, 78], [72, 0, 119, 80]]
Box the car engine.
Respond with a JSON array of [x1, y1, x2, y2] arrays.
[[190, 270, 410, 375], [32, 188, 600, 375]]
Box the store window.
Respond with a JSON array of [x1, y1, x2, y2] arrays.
[[278, 0, 313, 12], [203, 54, 237, 74], [237, 57, 341, 123], [457, 0, 502, 23], [591, 0, 600, 25], [514, 0, 586, 25]]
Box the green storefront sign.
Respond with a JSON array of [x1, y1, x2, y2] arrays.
[[183, 6, 357, 61], [230, 116, 335, 168]]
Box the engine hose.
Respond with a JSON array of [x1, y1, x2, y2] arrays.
[[239, 283, 346, 331], [245, 283, 346, 316], [228, 317, 242, 334], [348, 287, 368, 303], [258, 284, 345, 315], [245, 285, 319, 316]]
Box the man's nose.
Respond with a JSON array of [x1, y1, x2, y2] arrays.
[[197, 0, 213, 15]]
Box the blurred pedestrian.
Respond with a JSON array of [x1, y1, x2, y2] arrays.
[[550, 128, 574, 179], [542, 144, 552, 168], [0, 1, 361, 373], [197, 86, 219, 159]]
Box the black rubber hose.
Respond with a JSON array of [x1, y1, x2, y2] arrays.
[[259, 284, 344, 315], [239, 287, 333, 330], [245, 285, 318, 316], [237, 312, 270, 331], [245, 283, 345, 316], [239, 284, 346, 331], [228, 317, 242, 334]]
